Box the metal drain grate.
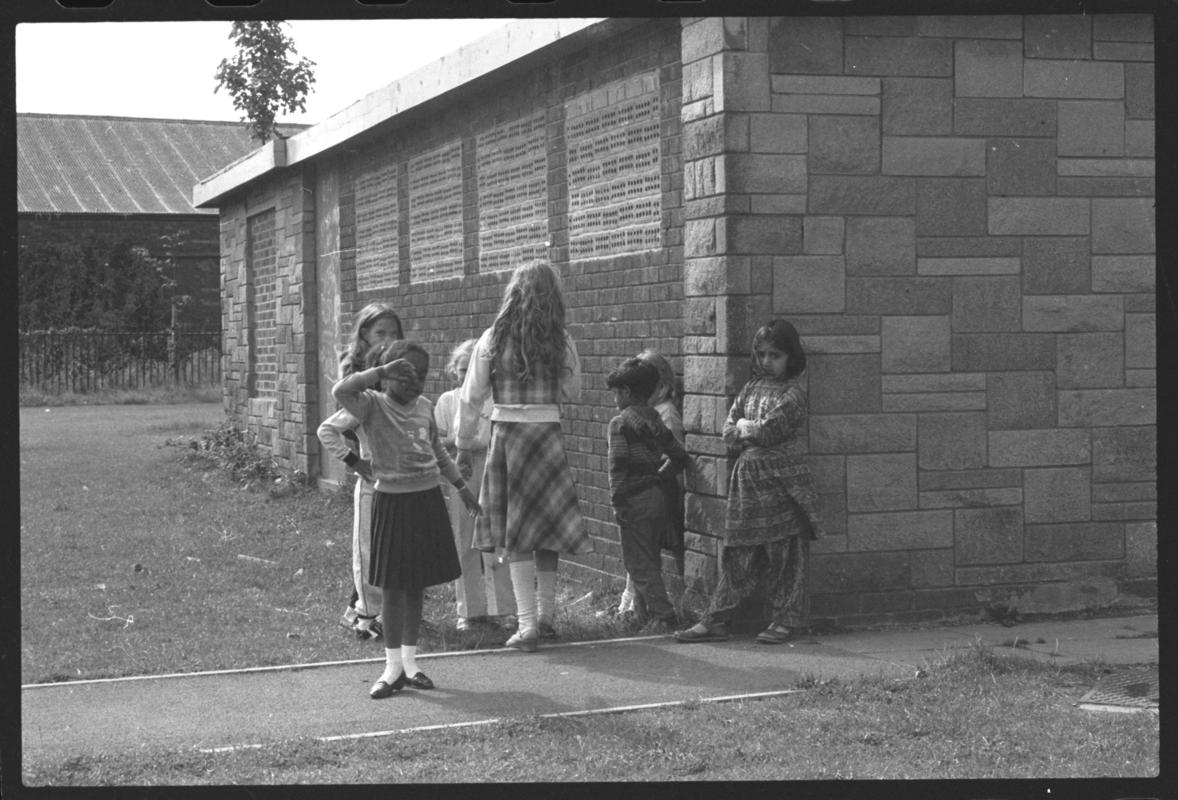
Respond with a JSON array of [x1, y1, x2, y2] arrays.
[[1078, 667, 1159, 712]]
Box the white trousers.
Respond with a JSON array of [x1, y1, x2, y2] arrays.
[[447, 450, 515, 619], [351, 479, 383, 618]]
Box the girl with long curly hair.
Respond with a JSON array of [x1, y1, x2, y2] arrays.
[[317, 302, 404, 640], [456, 260, 592, 652]]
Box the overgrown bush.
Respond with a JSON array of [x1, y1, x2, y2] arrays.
[[172, 422, 308, 496]]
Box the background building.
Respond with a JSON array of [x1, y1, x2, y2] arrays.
[[18, 113, 303, 331]]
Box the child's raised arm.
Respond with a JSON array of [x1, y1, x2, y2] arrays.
[[332, 367, 381, 419]]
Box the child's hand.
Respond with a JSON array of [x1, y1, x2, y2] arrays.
[[459, 485, 481, 517], [735, 418, 754, 438], [456, 449, 474, 480], [379, 358, 418, 381], [352, 458, 374, 482]]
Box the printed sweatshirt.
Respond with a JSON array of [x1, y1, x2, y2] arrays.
[[332, 367, 463, 494]]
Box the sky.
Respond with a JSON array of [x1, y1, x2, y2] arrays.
[[15, 19, 512, 126]]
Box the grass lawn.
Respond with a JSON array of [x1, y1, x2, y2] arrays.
[[18, 402, 638, 684], [18, 403, 1160, 785]]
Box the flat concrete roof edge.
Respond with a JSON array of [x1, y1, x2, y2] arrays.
[[193, 17, 605, 209], [192, 138, 284, 208]]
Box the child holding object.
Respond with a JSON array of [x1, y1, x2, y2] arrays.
[[434, 338, 516, 631], [333, 339, 479, 698], [606, 358, 690, 631], [456, 259, 592, 653], [318, 302, 404, 641], [675, 319, 824, 645], [617, 349, 685, 614]]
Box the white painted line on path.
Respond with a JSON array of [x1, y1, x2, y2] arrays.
[[197, 688, 807, 754], [21, 635, 671, 689]]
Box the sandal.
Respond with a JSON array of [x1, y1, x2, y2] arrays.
[[674, 622, 730, 643], [755, 624, 794, 644]]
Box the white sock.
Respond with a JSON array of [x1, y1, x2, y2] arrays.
[[509, 559, 538, 635], [619, 575, 636, 613], [379, 647, 402, 684], [401, 644, 419, 677], [536, 567, 557, 626]]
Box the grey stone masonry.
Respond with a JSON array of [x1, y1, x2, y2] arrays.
[[211, 14, 1154, 626]]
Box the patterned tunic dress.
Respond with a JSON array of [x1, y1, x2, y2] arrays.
[[722, 376, 824, 546]]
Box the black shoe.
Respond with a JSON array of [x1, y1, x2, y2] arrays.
[[408, 671, 434, 690], [369, 671, 409, 699]]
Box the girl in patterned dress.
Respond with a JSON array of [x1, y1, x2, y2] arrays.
[[676, 319, 824, 645], [456, 260, 592, 652]]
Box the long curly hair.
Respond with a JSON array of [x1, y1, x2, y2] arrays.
[[341, 303, 403, 376], [489, 260, 569, 382]]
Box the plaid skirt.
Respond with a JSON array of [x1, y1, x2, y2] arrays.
[[473, 421, 592, 555], [369, 487, 462, 591]]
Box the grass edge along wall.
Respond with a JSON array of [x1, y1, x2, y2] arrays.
[[205, 15, 1157, 625]]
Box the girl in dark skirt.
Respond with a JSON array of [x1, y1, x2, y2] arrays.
[[333, 339, 480, 699]]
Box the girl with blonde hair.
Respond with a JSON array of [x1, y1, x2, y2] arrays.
[[456, 260, 591, 651], [435, 338, 516, 630]]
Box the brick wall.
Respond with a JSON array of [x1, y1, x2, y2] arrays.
[[216, 15, 1155, 622], [680, 14, 1155, 622], [221, 171, 318, 467], [18, 212, 222, 330]]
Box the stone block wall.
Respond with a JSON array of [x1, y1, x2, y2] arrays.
[[221, 170, 318, 470], [216, 15, 1154, 622], [680, 14, 1155, 622]]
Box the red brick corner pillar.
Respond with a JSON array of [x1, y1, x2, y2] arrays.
[[679, 17, 775, 600]]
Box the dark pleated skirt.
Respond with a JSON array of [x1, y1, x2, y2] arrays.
[[369, 487, 462, 591]]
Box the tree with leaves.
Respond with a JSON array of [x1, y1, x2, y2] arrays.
[[214, 21, 316, 143]]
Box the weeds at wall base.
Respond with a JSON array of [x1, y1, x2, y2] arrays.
[[167, 420, 310, 496]]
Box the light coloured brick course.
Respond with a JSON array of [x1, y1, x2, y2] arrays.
[[847, 510, 954, 551], [955, 40, 1023, 98], [883, 137, 986, 176], [989, 429, 1091, 467], [988, 198, 1090, 236], [1024, 60, 1125, 99]]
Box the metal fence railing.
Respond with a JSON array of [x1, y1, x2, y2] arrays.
[[19, 330, 222, 394]]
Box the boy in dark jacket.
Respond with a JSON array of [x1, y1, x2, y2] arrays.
[[606, 358, 690, 631]]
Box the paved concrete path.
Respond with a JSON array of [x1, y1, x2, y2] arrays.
[[22, 613, 1157, 762]]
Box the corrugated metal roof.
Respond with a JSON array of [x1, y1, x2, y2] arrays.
[[17, 114, 305, 215]]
